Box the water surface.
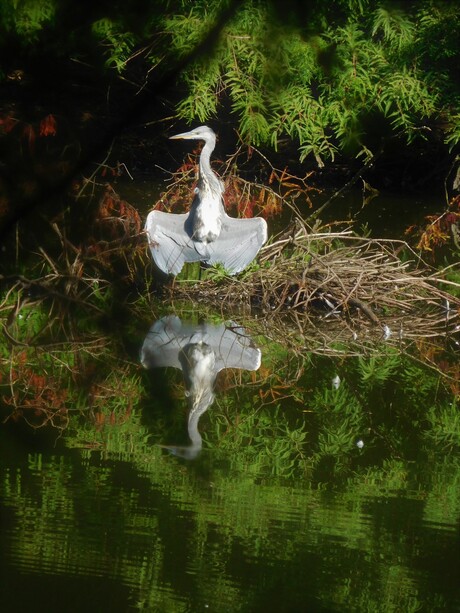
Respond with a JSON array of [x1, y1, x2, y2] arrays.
[[1, 178, 458, 611], [1, 311, 459, 612]]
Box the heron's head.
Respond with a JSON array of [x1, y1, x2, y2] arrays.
[[170, 125, 216, 142]]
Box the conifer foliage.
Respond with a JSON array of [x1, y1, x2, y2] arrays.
[[1, 0, 459, 165]]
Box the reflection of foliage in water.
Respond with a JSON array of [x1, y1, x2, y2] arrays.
[[2, 292, 459, 466], [1, 294, 460, 610], [0, 284, 135, 431], [425, 400, 460, 451], [1, 445, 459, 611], [208, 405, 308, 478]]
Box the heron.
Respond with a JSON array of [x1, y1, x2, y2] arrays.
[[141, 315, 262, 459], [145, 126, 268, 275]]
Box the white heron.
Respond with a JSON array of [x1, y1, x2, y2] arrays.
[[145, 126, 267, 275]]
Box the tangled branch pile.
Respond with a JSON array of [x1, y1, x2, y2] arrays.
[[169, 222, 460, 351]]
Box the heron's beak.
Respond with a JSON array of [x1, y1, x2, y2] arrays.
[[169, 130, 196, 140]]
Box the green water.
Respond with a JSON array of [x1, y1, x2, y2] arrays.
[[1, 178, 459, 611], [116, 175, 442, 238], [2, 441, 458, 612], [1, 310, 459, 612]]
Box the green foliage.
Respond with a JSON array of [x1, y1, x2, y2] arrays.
[[0, 0, 56, 41], [91, 18, 136, 71], [0, 286, 135, 429], [200, 262, 232, 281], [445, 113, 460, 151], [358, 352, 399, 387], [177, 58, 222, 122], [208, 405, 308, 478], [311, 378, 364, 469], [2, 385, 460, 611], [0, 0, 458, 163], [424, 399, 460, 450], [372, 7, 415, 51], [159, 0, 460, 161], [1, 294, 460, 611]]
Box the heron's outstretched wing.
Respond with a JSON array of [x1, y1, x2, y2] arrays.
[[206, 215, 267, 274], [140, 315, 184, 369], [145, 210, 206, 275], [141, 318, 261, 373], [201, 322, 262, 372]]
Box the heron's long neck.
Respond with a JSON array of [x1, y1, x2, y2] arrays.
[[198, 135, 222, 196], [199, 135, 215, 179], [187, 377, 215, 448], [187, 406, 204, 448]]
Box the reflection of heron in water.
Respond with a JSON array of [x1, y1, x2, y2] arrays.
[[145, 126, 268, 275], [141, 316, 261, 459]]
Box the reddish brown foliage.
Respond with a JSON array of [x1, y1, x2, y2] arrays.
[[94, 185, 142, 237], [3, 362, 69, 429], [39, 114, 57, 137], [0, 113, 19, 134], [408, 195, 460, 254], [153, 147, 315, 222]]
